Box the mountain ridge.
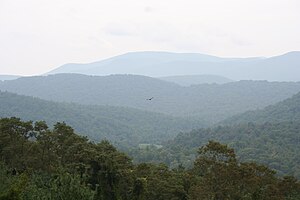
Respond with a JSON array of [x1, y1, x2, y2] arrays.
[[1, 74, 300, 125], [0, 75, 22, 81], [46, 51, 300, 81]]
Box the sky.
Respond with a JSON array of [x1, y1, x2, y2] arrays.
[[0, 0, 299, 76]]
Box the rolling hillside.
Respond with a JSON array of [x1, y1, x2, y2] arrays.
[[131, 121, 300, 178], [1, 74, 300, 124], [222, 92, 300, 125], [130, 92, 300, 177], [0, 91, 200, 147]]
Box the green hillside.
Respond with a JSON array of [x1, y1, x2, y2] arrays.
[[0, 91, 201, 147], [1, 74, 300, 125], [223, 92, 300, 125], [131, 122, 300, 178], [130, 92, 300, 177], [1, 118, 299, 199]]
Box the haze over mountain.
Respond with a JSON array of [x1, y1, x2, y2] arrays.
[[47, 51, 238, 74], [0, 91, 200, 147], [135, 92, 300, 177], [223, 91, 300, 125], [1, 73, 300, 125], [159, 74, 233, 86], [47, 51, 300, 81], [0, 75, 21, 81]]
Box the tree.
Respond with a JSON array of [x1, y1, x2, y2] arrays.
[[190, 141, 287, 200]]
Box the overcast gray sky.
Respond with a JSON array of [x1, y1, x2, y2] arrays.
[[0, 0, 299, 75]]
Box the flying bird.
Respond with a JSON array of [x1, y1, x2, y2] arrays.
[[146, 97, 154, 101]]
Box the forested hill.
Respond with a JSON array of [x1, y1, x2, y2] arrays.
[[0, 91, 200, 147], [1, 74, 300, 124], [222, 92, 300, 125], [132, 121, 300, 178], [1, 118, 299, 199]]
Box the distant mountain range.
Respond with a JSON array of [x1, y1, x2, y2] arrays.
[[0, 75, 21, 81], [46, 51, 300, 81], [1, 74, 300, 125], [0, 91, 200, 147], [47, 51, 248, 75]]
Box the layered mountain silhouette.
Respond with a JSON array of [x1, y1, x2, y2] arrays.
[[0, 91, 200, 147], [1, 74, 300, 124], [47, 51, 300, 81], [159, 74, 233, 86], [0, 75, 21, 81]]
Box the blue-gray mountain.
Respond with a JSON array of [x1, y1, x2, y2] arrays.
[[1, 74, 300, 125], [47, 51, 300, 81], [159, 74, 233, 86], [0, 75, 21, 81]]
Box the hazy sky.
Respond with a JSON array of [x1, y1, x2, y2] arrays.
[[0, 0, 299, 75]]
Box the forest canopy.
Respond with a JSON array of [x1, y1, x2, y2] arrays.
[[0, 117, 299, 199]]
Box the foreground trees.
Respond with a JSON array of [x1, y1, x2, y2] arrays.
[[0, 117, 299, 199], [190, 141, 287, 199]]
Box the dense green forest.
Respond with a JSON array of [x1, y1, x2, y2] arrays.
[[129, 92, 300, 178], [1, 74, 300, 124], [223, 92, 300, 125], [1, 118, 299, 199], [1, 75, 300, 199], [130, 121, 300, 179], [0, 91, 201, 148]]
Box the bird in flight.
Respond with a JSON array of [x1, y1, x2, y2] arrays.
[[146, 97, 154, 101]]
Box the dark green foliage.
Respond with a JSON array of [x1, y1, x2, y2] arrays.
[[1, 118, 299, 199], [0, 174, 28, 200], [21, 172, 95, 200], [131, 122, 300, 178], [190, 142, 287, 200], [133, 163, 188, 200], [0, 118, 132, 199]]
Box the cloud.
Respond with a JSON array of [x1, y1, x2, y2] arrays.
[[103, 23, 139, 37], [0, 0, 299, 75], [144, 6, 155, 13]]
